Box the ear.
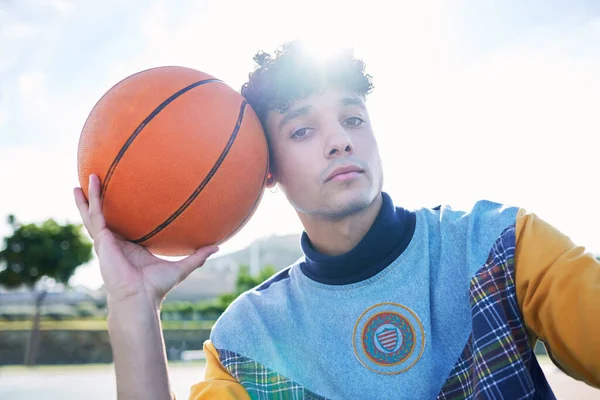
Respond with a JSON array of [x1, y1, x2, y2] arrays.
[[265, 170, 277, 188]]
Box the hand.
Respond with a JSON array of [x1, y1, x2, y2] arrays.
[[73, 174, 219, 308]]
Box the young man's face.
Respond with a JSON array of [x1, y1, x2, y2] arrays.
[[265, 87, 383, 219]]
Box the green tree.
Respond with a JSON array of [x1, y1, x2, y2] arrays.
[[0, 215, 93, 365], [235, 264, 277, 293], [159, 265, 278, 321], [215, 264, 277, 311]]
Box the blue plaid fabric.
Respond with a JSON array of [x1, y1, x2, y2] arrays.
[[437, 225, 556, 399]]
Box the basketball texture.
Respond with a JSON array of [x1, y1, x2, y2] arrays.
[[77, 66, 269, 256]]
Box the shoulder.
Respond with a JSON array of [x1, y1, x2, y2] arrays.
[[418, 199, 521, 231], [209, 263, 298, 350], [415, 200, 522, 271]]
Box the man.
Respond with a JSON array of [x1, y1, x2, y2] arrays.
[[74, 41, 600, 399]]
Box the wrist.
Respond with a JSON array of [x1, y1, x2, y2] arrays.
[[106, 289, 162, 314], [106, 295, 162, 332]]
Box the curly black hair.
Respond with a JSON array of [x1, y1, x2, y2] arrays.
[[241, 40, 374, 128]]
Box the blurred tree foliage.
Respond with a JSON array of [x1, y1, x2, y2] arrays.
[[161, 264, 277, 320], [0, 215, 93, 365]]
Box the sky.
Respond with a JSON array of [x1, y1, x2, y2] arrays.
[[1, 0, 599, 289]]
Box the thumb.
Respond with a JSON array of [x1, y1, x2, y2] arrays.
[[175, 245, 220, 280]]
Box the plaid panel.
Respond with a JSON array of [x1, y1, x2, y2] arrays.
[[217, 348, 328, 400], [438, 225, 555, 400], [437, 336, 475, 399]]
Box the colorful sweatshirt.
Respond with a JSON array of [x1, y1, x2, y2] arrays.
[[188, 192, 600, 399]]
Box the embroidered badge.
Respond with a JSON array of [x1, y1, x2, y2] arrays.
[[353, 302, 425, 375]]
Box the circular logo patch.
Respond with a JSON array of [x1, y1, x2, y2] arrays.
[[353, 303, 425, 375]]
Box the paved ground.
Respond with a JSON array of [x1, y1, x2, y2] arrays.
[[540, 363, 600, 399], [0, 363, 204, 400], [0, 360, 598, 399]]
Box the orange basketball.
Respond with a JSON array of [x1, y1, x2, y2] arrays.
[[77, 66, 269, 256]]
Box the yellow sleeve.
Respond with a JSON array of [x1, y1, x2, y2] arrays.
[[515, 208, 600, 388], [188, 340, 251, 400]]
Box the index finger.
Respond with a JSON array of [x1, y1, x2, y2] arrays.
[[73, 187, 92, 233], [87, 174, 108, 237]]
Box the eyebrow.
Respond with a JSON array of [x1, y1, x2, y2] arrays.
[[276, 97, 366, 131], [277, 105, 313, 131], [340, 97, 366, 110]]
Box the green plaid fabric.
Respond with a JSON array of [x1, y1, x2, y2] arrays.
[[218, 348, 327, 400]]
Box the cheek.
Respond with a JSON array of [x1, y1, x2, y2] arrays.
[[272, 143, 304, 175], [354, 130, 379, 157], [274, 142, 322, 185]]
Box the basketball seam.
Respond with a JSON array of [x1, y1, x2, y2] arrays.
[[216, 147, 269, 245], [132, 100, 249, 244], [100, 78, 222, 204]]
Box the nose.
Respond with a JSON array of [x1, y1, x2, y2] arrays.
[[325, 123, 354, 159]]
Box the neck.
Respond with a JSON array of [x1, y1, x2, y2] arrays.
[[299, 193, 383, 256]]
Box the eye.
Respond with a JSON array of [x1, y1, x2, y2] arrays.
[[344, 116, 365, 127], [291, 127, 313, 139]]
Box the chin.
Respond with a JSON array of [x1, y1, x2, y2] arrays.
[[325, 186, 379, 219]]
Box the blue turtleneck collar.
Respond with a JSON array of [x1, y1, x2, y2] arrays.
[[300, 192, 416, 285]]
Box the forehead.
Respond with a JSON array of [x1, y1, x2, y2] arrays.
[[287, 87, 364, 113]]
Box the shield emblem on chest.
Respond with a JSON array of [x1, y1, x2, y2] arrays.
[[376, 327, 399, 352]]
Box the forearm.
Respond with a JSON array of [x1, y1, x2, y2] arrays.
[[515, 210, 600, 387], [107, 296, 174, 400]]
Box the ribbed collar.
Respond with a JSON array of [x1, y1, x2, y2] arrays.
[[300, 192, 416, 285]]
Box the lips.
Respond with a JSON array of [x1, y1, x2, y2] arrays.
[[325, 165, 365, 182]]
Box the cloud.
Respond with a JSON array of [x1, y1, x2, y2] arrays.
[[0, 1, 156, 147], [0, 0, 76, 147], [17, 71, 46, 110], [373, 15, 600, 252], [2, 22, 40, 38], [36, 0, 74, 14], [0, 0, 71, 73]]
